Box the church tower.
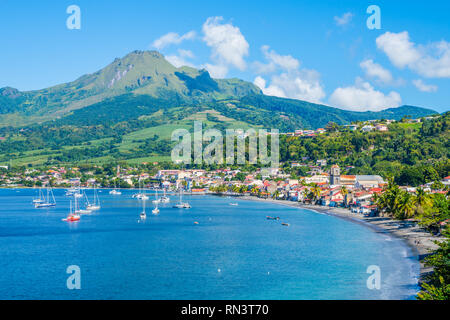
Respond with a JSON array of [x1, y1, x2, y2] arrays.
[[330, 164, 341, 185]]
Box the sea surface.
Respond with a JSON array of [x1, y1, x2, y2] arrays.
[[0, 188, 420, 300]]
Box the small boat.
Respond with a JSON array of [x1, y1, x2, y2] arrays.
[[62, 201, 80, 222], [34, 188, 56, 208], [73, 192, 92, 215], [282, 223, 290, 227], [229, 203, 238, 206], [109, 181, 122, 195], [152, 190, 160, 215], [160, 188, 170, 203], [194, 221, 199, 225], [86, 185, 101, 210], [140, 199, 147, 219], [173, 188, 190, 209], [65, 187, 78, 196], [32, 188, 45, 204], [266, 216, 280, 220], [152, 189, 160, 204]]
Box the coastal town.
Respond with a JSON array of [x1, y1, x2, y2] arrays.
[[2, 160, 448, 217]]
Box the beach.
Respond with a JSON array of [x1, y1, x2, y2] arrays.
[[238, 195, 443, 282]]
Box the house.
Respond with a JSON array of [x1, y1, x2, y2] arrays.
[[316, 159, 327, 167], [316, 128, 326, 134], [375, 124, 388, 132], [157, 170, 181, 180], [361, 125, 374, 132], [340, 175, 356, 187], [355, 175, 385, 189], [304, 174, 329, 184], [344, 124, 358, 131], [442, 176, 450, 186]]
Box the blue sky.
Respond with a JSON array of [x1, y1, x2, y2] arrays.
[[0, 0, 449, 112]]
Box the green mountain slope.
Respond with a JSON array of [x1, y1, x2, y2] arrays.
[[0, 50, 261, 126], [0, 49, 441, 166]]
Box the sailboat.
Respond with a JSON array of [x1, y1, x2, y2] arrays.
[[152, 203, 160, 215], [73, 192, 92, 215], [173, 188, 191, 209], [136, 178, 149, 200], [34, 188, 56, 208], [109, 180, 122, 195], [86, 185, 101, 210], [152, 189, 160, 215], [32, 188, 45, 204], [160, 188, 170, 203], [62, 200, 80, 222], [73, 187, 83, 198], [152, 189, 160, 204], [140, 198, 147, 219]]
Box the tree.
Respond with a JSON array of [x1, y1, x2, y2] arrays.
[[311, 183, 321, 204], [341, 186, 349, 207]]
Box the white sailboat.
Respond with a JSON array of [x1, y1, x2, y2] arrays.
[[34, 188, 56, 208], [109, 180, 122, 195], [136, 179, 149, 200], [74, 192, 92, 215], [152, 189, 160, 204], [140, 198, 147, 219], [173, 188, 191, 209], [32, 188, 45, 204], [86, 185, 101, 210], [152, 189, 160, 215], [160, 188, 170, 203]]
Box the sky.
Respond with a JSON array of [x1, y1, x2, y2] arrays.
[[0, 0, 449, 113]]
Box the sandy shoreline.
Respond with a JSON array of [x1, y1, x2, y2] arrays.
[[237, 195, 443, 283]]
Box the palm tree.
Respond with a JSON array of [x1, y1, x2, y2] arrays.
[[302, 189, 310, 203], [396, 192, 416, 220], [415, 187, 431, 207], [272, 190, 280, 199], [341, 186, 349, 207], [311, 183, 321, 204]]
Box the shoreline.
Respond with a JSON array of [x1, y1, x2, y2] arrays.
[[237, 195, 443, 283]]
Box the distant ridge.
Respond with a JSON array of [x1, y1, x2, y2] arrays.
[[0, 50, 438, 128]]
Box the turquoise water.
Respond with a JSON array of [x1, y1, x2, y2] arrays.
[[0, 189, 419, 300]]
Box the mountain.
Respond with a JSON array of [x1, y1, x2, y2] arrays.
[[0, 50, 441, 166], [0, 50, 261, 126], [0, 50, 438, 129]]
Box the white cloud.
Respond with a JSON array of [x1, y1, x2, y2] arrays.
[[376, 31, 450, 78], [254, 70, 326, 104], [329, 78, 402, 111], [334, 12, 353, 26], [204, 63, 228, 79], [166, 49, 196, 68], [360, 59, 393, 84], [412, 79, 438, 93], [152, 31, 196, 50], [178, 49, 194, 59], [253, 45, 300, 74], [202, 16, 249, 76], [253, 46, 325, 103]]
